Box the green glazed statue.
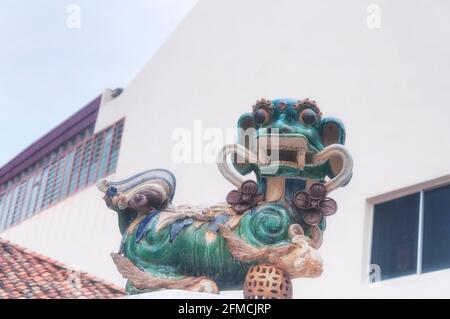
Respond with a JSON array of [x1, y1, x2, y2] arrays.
[[98, 98, 353, 298]]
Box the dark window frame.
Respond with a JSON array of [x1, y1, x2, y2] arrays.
[[368, 180, 450, 282]]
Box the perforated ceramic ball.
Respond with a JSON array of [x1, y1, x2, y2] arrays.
[[243, 264, 293, 299]]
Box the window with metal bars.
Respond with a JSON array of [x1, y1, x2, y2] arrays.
[[97, 128, 114, 179], [25, 174, 40, 220], [10, 181, 28, 226], [5, 186, 19, 229], [78, 139, 93, 189], [0, 119, 124, 232], [1, 192, 13, 230], [0, 194, 6, 230], [51, 156, 67, 204], [41, 160, 58, 210], [67, 145, 83, 196], [87, 135, 104, 186], [107, 121, 124, 175]]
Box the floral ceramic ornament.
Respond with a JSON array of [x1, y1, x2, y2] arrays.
[[293, 183, 337, 226], [226, 180, 264, 213]]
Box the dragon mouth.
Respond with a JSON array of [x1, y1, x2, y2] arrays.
[[218, 141, 352, 192], [257, 136, 315, 170]]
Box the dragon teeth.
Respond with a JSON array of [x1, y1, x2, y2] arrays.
[[297, 149, 306, 169]]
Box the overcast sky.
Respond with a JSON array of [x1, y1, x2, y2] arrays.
[[0, 0, 197, 166]]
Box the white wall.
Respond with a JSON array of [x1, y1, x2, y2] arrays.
[[4, 0, 450, 298]]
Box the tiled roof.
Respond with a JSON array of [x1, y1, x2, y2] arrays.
[[0, 238, 124, 299]]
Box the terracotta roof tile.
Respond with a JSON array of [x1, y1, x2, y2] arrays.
[[0, 238, 124, 299]]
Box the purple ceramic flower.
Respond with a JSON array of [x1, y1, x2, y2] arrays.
[[226, 180, 265, 214], [293, 183, 337, 225]]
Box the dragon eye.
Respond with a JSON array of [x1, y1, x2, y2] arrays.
[[253, 109, 271, 125], [299, 109, 318, 126]]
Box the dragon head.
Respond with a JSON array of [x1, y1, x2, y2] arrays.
[[234, 98, 347, 181]]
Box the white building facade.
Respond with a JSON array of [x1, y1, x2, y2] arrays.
[[1, 0, 450, 298]]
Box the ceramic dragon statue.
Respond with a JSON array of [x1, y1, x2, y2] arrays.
[[98, 98, 353, 298]]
